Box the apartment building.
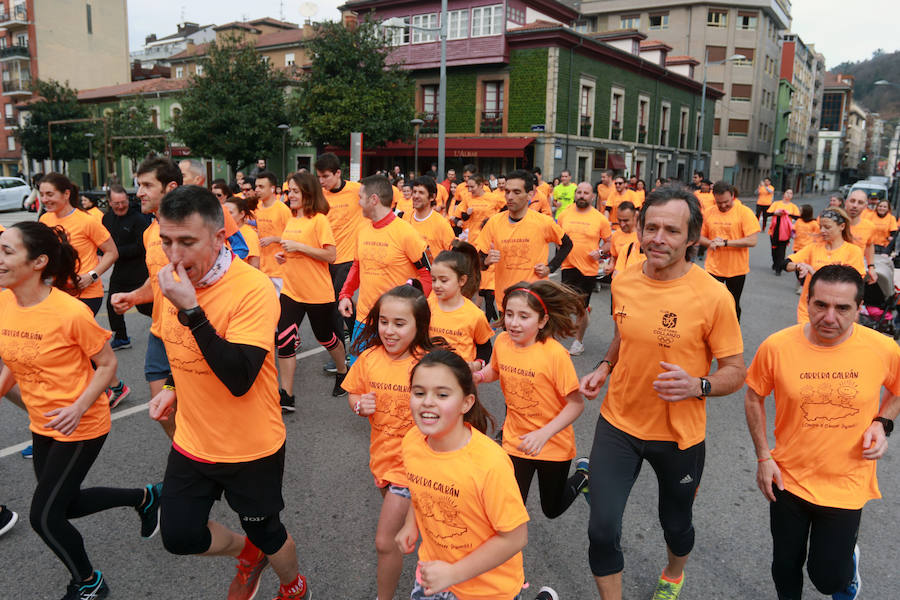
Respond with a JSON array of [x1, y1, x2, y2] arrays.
[[815, 72, 852, 189], [130, 22, 216, 69], [0, 0, 130, 175], [578, 0, 790, 192]]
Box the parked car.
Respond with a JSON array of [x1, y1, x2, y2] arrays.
[[0, 177, 31, 212], [849, 181, 888, 203]]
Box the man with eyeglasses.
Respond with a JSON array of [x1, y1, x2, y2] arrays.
[[606, 176, 639, 226]]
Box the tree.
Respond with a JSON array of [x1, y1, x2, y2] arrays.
[[173, 35, 289, 175], [17, 80, 93, 163], [106, 101, 166, 171], [289, 20, 415, 150]]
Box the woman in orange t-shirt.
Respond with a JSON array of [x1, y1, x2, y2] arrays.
[[275, 171, 348, 403], [80, 195, 104, 221], [791, 204, 820, 293], [0, 222, 158, 599], [223, 196, 261, 269], [473, 280, 589, 519], [869, 200, 898, 250], [342, 283, 442, 600]]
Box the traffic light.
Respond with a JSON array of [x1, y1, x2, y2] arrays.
[[861, 154, 868, 162]]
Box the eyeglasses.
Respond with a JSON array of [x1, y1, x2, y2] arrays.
[[615, 182, 625, 186]]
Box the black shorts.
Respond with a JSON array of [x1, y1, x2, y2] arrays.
[[162, 444, 286, 517], [561, 268, 594, 307]]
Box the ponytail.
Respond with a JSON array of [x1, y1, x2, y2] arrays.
[[433, 240, 481, 299], [12, 222, 80, 294]]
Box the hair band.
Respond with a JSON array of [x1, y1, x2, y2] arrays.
[[512, 287, 547, 315], [820, 209, 845, 224]]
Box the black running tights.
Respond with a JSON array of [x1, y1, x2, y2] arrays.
[[509, 455, 581, 519]]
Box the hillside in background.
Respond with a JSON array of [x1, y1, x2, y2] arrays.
[[832, 50, 900, 121]]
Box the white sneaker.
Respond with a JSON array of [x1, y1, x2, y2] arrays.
[[568, 339, 585, 355]]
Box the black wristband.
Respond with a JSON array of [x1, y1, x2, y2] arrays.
[[594, 359, 613, 371]]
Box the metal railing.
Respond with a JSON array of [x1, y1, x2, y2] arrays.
[[610, 120, 621, 140], [2, 78, 31, 93], [481, 110, 502, 133], [0, 46, 28, 60], [580, 116, 592, 137], [0, 5, 27, 24]]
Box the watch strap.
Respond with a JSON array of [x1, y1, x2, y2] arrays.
[[874, 417, 893, 437]]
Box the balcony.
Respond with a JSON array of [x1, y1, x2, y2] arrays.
[[580, 115, 592, 137], [421, 112, 438, 134], [0, 45, 29, 62], [659, 129, 668, 146], [480, 110, 502, 134], [638, 125, 647, 144], [610, 120, 621, 140], [2, 77, 31, 96], [0, 4, 28, 29], [4, 115, 15, 126]]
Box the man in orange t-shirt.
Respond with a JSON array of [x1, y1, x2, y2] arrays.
[[596, 169, 614, 213], [756, 177, 775, 229], [453, 173, 504, 243], [254, 171, 292, 291], [606, 176, 638, 225], [580, 184, 745, 600], [606, 201, 642, 277], [404, 176, 455, 260], [745, 265, 899, 600], [845, 189, 877, 283], [699, 180, 761, 320], [148, 185, 311, 600]]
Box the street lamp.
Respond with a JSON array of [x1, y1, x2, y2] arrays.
[[277, 123, 290, 180], [85, 132, 95, 190], [694, 53, 746, 177], [410, 118, 424, 177], [384, 0, 448, 180]]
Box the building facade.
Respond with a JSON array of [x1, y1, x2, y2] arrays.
[[815, 72, 852, 190], [130, 22, 216, 69]]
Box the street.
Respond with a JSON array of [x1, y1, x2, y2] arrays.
[[0, 196, 898, 599]]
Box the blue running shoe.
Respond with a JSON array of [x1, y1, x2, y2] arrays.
[[61, 570, 109, 600], [137, 482, 163, 539], [832, 544, 860, 600], [21, 445, 32, 459], [575, 456, 590, 504], [110, 337, 131, 351]]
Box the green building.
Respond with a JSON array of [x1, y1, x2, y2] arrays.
[[771, 78, 795, 191]]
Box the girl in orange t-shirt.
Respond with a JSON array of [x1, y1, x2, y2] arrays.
[[274, 172, 348, 403], [398, 349, 547, 600], [342, 283, 442, 600], [430, 241, 494, 369], [0, 222, 158, 599], [224, 196, 261, 269], [473, 280, 589, 519]]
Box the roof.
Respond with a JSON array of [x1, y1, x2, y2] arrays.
[[666, 55, 699, 66], [151, 24, 214, 43], [340, 0, 577, 22], [168, 28, 308, 63], [824, 72, 852, 89], [248, 17, 298, 29], [640, 40, 672, 51], [589, 29, 647, 42], [77, 78, 189, 102], [214, 22, 261, 33], [507, 20, 563, 32], [169, 43, 210, 61]]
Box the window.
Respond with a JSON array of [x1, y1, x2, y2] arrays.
[[506, 5, 524, 24], [175, 66, 183, 78], [695, 113, 702, 149], [195, 64, 204, 76], [574, 17, 596, 33], [0, 38, 6, 49], [15, 33, 26, 47], [447, 9, 468, 40], [7, 136, 14, 151], [482, 80, 504, 133], [728, 119, 749, 136], [86, 4, 92, 35], [411, 13, 438, 43], [610, 88, 624, 139], [714, 118, 721, 135], [383, 16, 409, 45], [472, 5, 503, 37], [821, 93, 843, 130], [678, 107, 689, 147], [738, 11, 757, 30], [637, 96, 649, 143], [707, 9, 727, 28], [649, 13, 669, 30], [422, 84, 438, 120], [261, 55, 269, 64], [734, 48, 754, 67], [285, 53, 295, 67], [579, 83, 594, 136], [707, 81, 724, 92], [659, 103, 670, 145], [150, 108, 159, 129], [706, 45, 727, 63], [620, 15, 640, 29], [171, 106, 182, 120], [731, 84, 752, 101]]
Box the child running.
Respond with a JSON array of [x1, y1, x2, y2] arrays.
[[342, 283, 443, 600], [224, 196, 261, 269], [474, 280, 589, 519], [429, 240, 494, 371], [396, 349, 559, 600]]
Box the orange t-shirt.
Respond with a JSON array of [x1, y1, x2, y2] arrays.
[[861, 208, 876, 221], [474, 210, 566, 305], [867, 213, 898, 246], [557, 205, 612, 276], [528, 188, 553, 216], [160, 258, 284, 463], [767, 201, 800, 236], [40, 209, 110, 299], [395, 195, 413, 217], [144, 220, 167, 337], [435, 185, 449, 213], [323, 180, 365, 264], [695, 192, 715, 212], [596, 182, 614, 210], [254, 198, 292, 278], [239, 224, 260, 263], [402, 427, 528, 599], [788, 241, 865, 323], [603, 264, 743, 448], [427, 295, 494, 362], [701, 203, 761, 278], [490, 332, 579, 461], [392, 185, 405, 210], [757, 184, 774, 207], [86, 207, 104, 221], [633, 189, 646, 207], [849, 219, 875, 253], [746, 324, 900, 509], [609, 230, 644, 274], [354, 215, 428, 323], [792, 219, 820, 252], [404, 209, 456, 261], [480, 264, 496, 291], [0, 288, 111, 441], [606, 188, 637, 224], [280, 213, 336, 304], [455, 193, 505, 243], [342, 346, 418, 486]]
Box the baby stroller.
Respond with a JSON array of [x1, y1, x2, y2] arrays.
[[858, 254, 899, 337]]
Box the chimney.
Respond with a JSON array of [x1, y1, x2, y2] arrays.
[[342, 10, 359, 31], [145, 33, 157, 44]]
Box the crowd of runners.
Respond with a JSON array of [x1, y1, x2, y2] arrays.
[[0, 154, 897, 600]]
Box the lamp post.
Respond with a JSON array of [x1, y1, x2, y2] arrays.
[[84, 132, 95, 190], [694, 53, 746, 177], [277, 123, 290, 180], [410, 118, 424, 177]]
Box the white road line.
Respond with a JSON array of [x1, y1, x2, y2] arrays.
[[0, 345, 328, 458]]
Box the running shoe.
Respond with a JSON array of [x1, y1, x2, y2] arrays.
[[568, 339, 585, 356], [137, 482, 163, 539], [273, 574, 310, 599], [107, 381, 130, 408], [651, 571, 684, 599], [533, 586, 559, 600], [110, 337, 132, 351], [332, 373, 347, 397], [322, 360, 337, 374], [21, 444, 32, 459], [228, 547, 269, 600], [832, 544, 861, 600], [280, 389, 296, 413], [574, 456, 591, 504], [60, 570, 109, 600], [0, 505, 17, 537]]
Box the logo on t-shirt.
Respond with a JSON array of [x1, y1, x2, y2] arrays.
[[413, 492, 469, 542], [798, 375, 861, 425], [662, 312, 678, 328]]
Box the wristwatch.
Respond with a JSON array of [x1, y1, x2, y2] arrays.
[[699, 377, 711, 397], [873, 417, 894, 437], [177, 305, 207, 329], [89, 270, 99, 281]]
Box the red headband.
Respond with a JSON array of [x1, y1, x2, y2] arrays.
[[512, 287, 547, 315]]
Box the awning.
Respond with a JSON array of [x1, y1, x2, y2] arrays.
[[608, 153, 627, 170], [325, 137, 535, 159]]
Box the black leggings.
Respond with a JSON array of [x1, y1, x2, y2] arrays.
[[712, 274, 746, 321], [509, 456, 581, 519], [587, 416, 705, 576], [276, 295, 340, 358], [30, 434, 143, 581], [756, 204, 770, 230], [79, 297, 103, 317], [479, 290, 498, 322], [770, 486, 861, 599], [329, 261, 355, 339]]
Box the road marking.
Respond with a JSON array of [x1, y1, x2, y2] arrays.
[[0, 345, 327, 458]]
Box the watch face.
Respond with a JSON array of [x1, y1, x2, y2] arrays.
[[177, 310, 190, 327]]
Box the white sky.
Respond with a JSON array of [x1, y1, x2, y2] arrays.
[[127, 0, 895, 69]]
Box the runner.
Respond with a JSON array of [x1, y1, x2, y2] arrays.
[[429, 241, 494, 369], [756, 177, 775, 229], [397, 349, 558, 600], [254, 171, 292, 292], [605, 176, 638, 225], [474, 170, 573, 307], [694, 179, 715, 212], [557, 182, 612, 355], [699, 180, 760, 320], [473, 280, 589, 521], [785, 207, 865, 323], [767, 189, 800, 275], [0, 222, 160, 600], [453, 173, 504, 243], [845, 190, 877, 283], [147, 185, 310, 600], [791, 204, 820, 294], [274, 171, 348, 408], [605, 201, 643, 278], [551, 170, 576, 217], [579, 184, 746, 600], [596, 170, 614, 212], [745, 265, 899, 600], [868, 199, 897, 252], [395, 181, 414, 218], [404, 176, 455, 260], [342, 283, 441, 600], [224, 196, 261, 269], [80, 195, 104, 221]]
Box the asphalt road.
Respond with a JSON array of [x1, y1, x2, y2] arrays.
[[0, 196, 898, 599]]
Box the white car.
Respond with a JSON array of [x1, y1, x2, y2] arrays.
[[849, 181, 888, 203], [0, 177, 31, 211]]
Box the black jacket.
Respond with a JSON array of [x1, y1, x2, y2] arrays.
[[102, 207, 152, 286]]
